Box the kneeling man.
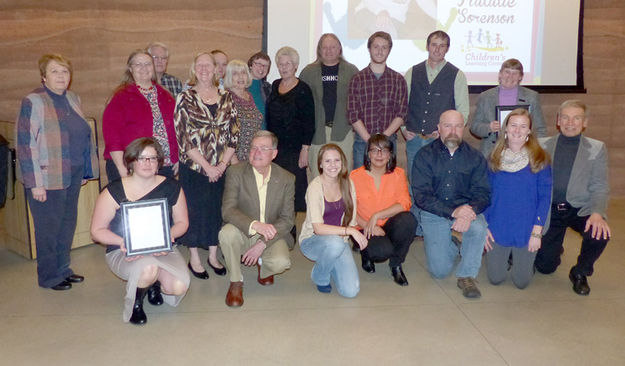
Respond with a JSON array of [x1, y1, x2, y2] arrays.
[[412, 110, 490, 298], [219, 131, 295, 307], [535, 100, 611, 295]]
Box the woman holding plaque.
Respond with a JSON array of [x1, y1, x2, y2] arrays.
[[16, 53, 98, 291], [470, 58, 547, 158], [91, 137, 190, 325]]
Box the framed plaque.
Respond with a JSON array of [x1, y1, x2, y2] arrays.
[[121, 198, 172, 257], [495, 104, 530, 128]]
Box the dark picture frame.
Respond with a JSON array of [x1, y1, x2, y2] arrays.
[[495, 104, 530, 128], [121, 198, 172, 257]]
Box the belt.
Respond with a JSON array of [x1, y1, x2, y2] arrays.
[[418, 132, 436, 140], [325, 120, 333, 128], [553, 202, 571, 211]]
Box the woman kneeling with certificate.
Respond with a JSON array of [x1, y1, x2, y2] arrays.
[[91, 137, 190, 325]]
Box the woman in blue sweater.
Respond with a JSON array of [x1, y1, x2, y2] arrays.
[[484, 108, 552, 289]]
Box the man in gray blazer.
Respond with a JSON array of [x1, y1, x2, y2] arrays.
[[535, 100, 611, 295], [219, 131, 295, 307], [300, 33, 359, 176]]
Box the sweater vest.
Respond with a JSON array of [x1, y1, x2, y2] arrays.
[[406, 61, 458, 134]]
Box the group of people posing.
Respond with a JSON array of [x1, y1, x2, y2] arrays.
[[15, 30, 611, 326]]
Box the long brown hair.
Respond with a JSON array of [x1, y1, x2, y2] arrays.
[[489, 108, 550, 173], [106, 49, 156, 105], [317, 144, 353, 227]]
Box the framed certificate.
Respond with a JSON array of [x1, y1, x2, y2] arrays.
[[121, 198, 172, 257], [495, 104, 530, 128]]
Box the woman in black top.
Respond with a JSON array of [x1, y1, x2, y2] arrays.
[[266, 46, 315, 212]]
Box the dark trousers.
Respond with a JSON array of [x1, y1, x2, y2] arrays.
[[535, 204, 609, 277], [105, 159, 174, 183], [27, 166, 83, 288], [361, 211, 417, 267]]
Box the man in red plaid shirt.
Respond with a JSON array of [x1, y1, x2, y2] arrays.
[[347, 31, 408, 169]]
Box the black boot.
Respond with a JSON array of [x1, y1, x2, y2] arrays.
[[361, 250, 375, 273], [129, 287, 148, 325], [391, 265, 408, 286], [147, 281, 164, 306]]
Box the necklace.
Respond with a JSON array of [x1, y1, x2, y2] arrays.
[[137, 84, 154, 94]]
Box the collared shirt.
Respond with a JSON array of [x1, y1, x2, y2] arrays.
[[347, 65, 407, 134], [248, 165, 272, 235], [350, 166, 412, 227], [412, 139, 491, 219], [405, 61, 469, 123], [160, 73, 183, 97]]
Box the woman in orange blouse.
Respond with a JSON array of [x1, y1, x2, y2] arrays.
[[350, 134, 417, 286]]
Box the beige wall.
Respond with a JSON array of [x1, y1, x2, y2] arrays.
[[0, 1, 623, 195]]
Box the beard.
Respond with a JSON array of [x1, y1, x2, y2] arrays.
[[443, 134, 461, 150]]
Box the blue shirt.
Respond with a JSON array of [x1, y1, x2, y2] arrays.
[[484, 164, 552, 247], [412, 139, 491, 219]]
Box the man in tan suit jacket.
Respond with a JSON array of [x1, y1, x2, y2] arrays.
[[219, 131, 295, 307]]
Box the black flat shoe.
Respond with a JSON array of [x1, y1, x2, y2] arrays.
[[207, 259, 227, 276], [361, 251, 375, 273], [569, 272, 590, 295], [66, 274, 84, 283], [391, 266, 409, 286], [51, 280, 72, 291], [147, 281, 164, 306], [188, 262, 209, 280]]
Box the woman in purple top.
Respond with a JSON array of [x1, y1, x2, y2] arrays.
[[484, 108, 552, 289], [470, 59, 547, 158], [298, 144, 367, 297]]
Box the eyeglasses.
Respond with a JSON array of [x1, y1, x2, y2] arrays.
[[250, 146, 274, 153], [368, 147, 390, 155], [131, 62, 152, 69], [253, 61, 269, 68], [152, 56, 168, 61], [136, 156, 159, 164]]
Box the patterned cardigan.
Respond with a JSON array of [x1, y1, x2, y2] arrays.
[[15, 86, 98, 190], [174, 88, 239, 174]]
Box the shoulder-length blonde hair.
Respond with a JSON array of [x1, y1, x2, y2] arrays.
[[187, 52, 218, 87], [489, 108, 550, 173], [317, 144, 353, 227]]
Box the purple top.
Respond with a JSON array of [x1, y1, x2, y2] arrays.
[[498, 86, 519, 106], [323, 198, 345, 226]]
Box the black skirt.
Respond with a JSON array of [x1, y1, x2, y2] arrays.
[[178, 163, 224, 248]]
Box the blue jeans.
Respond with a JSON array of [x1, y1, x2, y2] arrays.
[[300, 235, 359, 298], [353, 133, 397, 170], [420, 210, 487, 279], [406, 135, 435, 236], [405, 134, 435, 183]]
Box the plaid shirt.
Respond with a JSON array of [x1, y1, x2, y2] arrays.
[[347, 65, 407, 134], [160, 73, 183, 97]]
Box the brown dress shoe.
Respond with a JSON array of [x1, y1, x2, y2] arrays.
[[225, 281, 244, 307], [257, 264, 274, 286]]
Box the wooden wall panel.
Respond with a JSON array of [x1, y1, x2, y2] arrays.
[[0, 0, 623, 196]]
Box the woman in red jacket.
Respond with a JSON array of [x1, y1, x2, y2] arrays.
[[103, 49, 179, 182]]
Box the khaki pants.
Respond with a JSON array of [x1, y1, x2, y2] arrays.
[[308, 127, 354, 178], [219, 223, 291, 282]]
